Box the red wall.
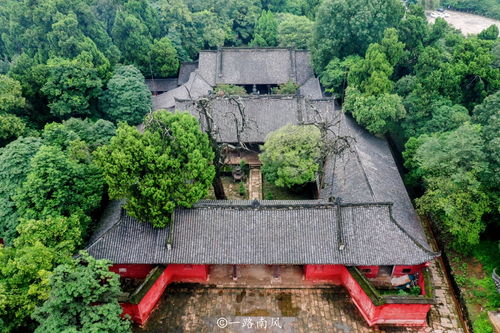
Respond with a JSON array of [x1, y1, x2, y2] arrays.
[[120, 264, 208, 325], [304, 264, 431, 327], [110, 264, 155, 279], [392, 264, 425, 277], [357, 266, 380, 278]]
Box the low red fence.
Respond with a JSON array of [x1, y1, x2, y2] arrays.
[[304, 264, 432, 326], [115, 264, 208, 325]]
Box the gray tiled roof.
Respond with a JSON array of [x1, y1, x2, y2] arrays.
[[197, 48, 315, 86], [86, 200, 437, 265], [145, 79, 178, 93], [153, 72, 212, 110], [178, 62, 198, 86], [320, 113, 430, 248], [175, 96, 335, 143]]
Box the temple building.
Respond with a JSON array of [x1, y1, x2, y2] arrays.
[[87, 48, 439, 327]]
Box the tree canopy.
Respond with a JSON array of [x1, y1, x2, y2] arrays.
[[260, 124, 322, 188], [33, 252, 130, 333], [100, 65, 152, 125], [312, 0, 404, 71], [95, 111, 215, 227], [250, 10, 278, 47]]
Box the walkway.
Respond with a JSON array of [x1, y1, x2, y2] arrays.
[[248, 168, 262, 200]]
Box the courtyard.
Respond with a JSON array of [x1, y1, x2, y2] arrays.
[[133, 285, 420, 333]]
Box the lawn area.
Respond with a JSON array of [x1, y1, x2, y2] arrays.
[[262, 179, 314, 200], [447, 240, 500, 333]]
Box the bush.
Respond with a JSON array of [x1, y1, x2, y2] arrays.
[[272, 81, 299, 94], [239, 183, 247, 197], [214, 84, 247, 96]]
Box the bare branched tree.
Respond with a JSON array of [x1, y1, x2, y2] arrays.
[[302, 99, 355, 188], [186, 90, 255, 200]]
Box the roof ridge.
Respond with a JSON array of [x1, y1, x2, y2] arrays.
[[86, 208, 125, 251], [387, 205, 440, 257]]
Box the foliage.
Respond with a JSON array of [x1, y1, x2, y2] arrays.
[[150, 37, 180, 78], [260, 124, 321, 188], [272, 81, 299, 94], [0, 0, 119, 65], [276, 13, 313, 50], [15, 145, 104, 226], [14, 215, 83, 259], [0, 137, 42, 244], [95, 111, 215, 227], [112, 9, 152, 73], [214, 84, 247, 95], [33, 252, 131, 333], [0, 75, 25, 114], [344, 87, 406, 135], [447, 241, 500, 333], [61, 118, 116, 150], [250, 10, 278, 47], [0, 114, 26, 144], [413, 123, 490, 251], [442, 0, 500, 20], [0, 243, 56, 332], [238, 183, 247, 197], [41, 55, 103, 119], [320, 56, 362, 98], [477, 24, 499, 41], [100, 65, 152, 125], [312, 0, 404, 71]]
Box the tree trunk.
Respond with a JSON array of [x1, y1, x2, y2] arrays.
[[213, 172, 227, 200]]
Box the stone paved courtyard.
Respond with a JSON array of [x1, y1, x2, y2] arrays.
[[133, 285, 447, 333]]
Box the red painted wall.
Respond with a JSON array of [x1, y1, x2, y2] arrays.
[[120, 264, 208, 325], [392, 264, 425, 277], [357, 266, 380, 278], [304, 264, 431, 327], [110, 264, 155, 279]]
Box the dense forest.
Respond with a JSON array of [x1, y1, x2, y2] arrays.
[[0, 0, 498, 332]]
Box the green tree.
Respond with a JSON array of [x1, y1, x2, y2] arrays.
[[0, 114, 26, 145], [0, 137, 42, 243], [272, 81, 299, 94], [473, 91, 500, 197], [7, 54, 51, 125], [33, 252, 130, 333], [112, 10, 152, 73], [41, 55, 103, 119], [0, 75, 25, 114], [260, 124, 321, 188], [250, 10, 278, 47], [15, 145, 104, 228], [62, 118, 116, 150], [226, 0, 262, 45], [0, 243, 56, 332], [282, 0, 321, 19], [344, 87, 406, 135], [214, 84, 247, 95], [478, 25, 499, 41], [0, 0, 120, 66], [100, 65, 152, 125], [413, 123, 490, 251], [150, 37, 180, 78], [320, 56, 362, 98], [276, 13, 313, 49], [312, 0, 404, 71], [14, 215, 83, 259], [95, 111, 215, 227]]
